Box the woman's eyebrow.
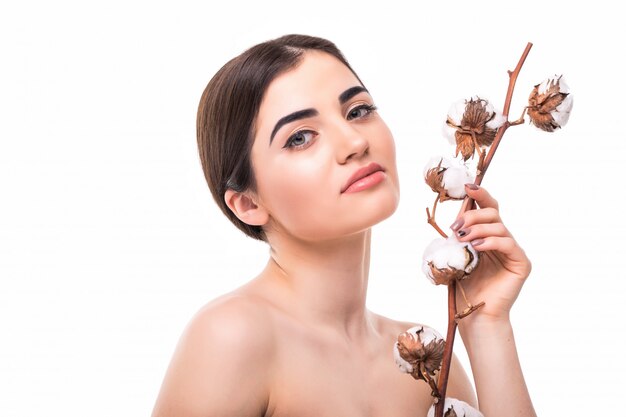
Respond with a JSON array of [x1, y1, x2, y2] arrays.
[[339, 86, 368, 104], [269, 86, 368, 146], [270, 108, 318, 145]]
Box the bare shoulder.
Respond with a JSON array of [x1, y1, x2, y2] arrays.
[[369, 311, 437, 338], [152, 291, 276, 417], [189, 291, 277, 350]]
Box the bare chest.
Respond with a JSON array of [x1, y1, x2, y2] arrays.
[[264, 331, 434, 417]]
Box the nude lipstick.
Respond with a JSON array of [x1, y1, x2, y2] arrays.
[[341, 162, 386, 194]]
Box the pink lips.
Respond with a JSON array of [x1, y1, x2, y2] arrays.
[[341, 162, 386, 194]]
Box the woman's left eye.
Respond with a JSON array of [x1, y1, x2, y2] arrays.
[[347, 104, 377, 121]]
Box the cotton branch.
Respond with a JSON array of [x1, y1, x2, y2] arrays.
[[426, 196, 448, 238], [434, 42, 533, 417], [460, 42, 533, 212]]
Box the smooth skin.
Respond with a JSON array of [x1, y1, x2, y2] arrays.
[[152, 51, 536, 417]]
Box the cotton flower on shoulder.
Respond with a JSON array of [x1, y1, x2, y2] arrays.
[[527, 74, 573, 132], [422, 236, 479, 285], [394, 325, 445, 385], [424, 156, 475, 201], [427, 397, 484, 417], [443, 96, 506, 161]]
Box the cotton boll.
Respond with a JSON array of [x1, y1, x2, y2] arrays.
[[422, 238, 447, 276], [443, 99, 467, 146], [528, 74, 573, 132], [538, 74, 569, 95], [425, 235, 478, 271], [424, 157, 474, 201], [553, 93, 573, 127], [393, 341, 413, 373], [444, 96, 504, 160], [538, 78, 551, 95], [483, 98, 496, 114], [394, 325, 445, 383], [557, 76, 570, 94], [427, 397, 484, 417], [406, 325, 441, 346], [442, 164, 474, 199], [404, 325, 443, 346], [423, 157, 448, 200], [422, 236, 479, 285], [442, 122, 458, 145], [423, 156, 448, 178], [446, 99, 466, 125], [486, 111, 506, 129]]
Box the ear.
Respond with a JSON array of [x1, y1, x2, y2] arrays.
[[224, 189, 269, 227]]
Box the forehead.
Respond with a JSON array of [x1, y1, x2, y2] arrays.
[[256, 51, 361, 125]]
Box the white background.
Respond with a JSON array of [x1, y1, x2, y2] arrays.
[[1, 0, 624, 415]]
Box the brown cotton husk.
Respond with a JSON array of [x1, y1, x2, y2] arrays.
[[428, 263, 466, 286], [461, 98, 498, 147], [424, 160, 462, 202], [396, 332, 445, 381], [422, 339, 445, 377], [424, 162, 447, 196], [451, 130, 476, 161], [448, 98, 499, 161], [427, 245, 476, 285], [527, 76, 569, 132]]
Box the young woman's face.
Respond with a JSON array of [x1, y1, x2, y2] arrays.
[[250, 50, 400, 242]]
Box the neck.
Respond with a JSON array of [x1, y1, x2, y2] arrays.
[[259, 229, 374, 341]]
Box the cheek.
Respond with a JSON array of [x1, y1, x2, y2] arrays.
[[252, 120, 400, 241], [256, 157, 336, 232], [372, 122, 399, 185], [381, 123, 397, 156]]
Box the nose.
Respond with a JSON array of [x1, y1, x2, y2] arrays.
[[333, 120, 369, 164]]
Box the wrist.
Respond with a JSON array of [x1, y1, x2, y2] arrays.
[[457, 315, 513, 348]]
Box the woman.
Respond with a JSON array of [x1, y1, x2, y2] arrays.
[[152, 34, 536, 417]]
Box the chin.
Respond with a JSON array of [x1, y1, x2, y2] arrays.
[[266, 181, 400, 243], [301, 188, 400, 242], [361, 188, 400, 227]]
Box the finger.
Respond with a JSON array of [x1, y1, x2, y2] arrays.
[[464, 184, 499, 210], [455, 223, 511, 242], [471, 237, 532, 276], [470, 236, 525, 260], [451, 207, 501, 230]]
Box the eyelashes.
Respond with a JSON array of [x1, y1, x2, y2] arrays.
[[283, 103, 378, 150], [347, 103, 378, 121], [283, 130, 317, 150]]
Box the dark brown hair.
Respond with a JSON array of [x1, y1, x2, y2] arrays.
[[196, 34, 362, 241]]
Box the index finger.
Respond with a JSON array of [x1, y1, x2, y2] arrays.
[[462, 184, 499, 211]]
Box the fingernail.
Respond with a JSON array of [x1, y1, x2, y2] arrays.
[[465, 183, 479, 190], [450, 218, 464, 232], [457, 229, 469, 237], [471, 238, 484, 246]]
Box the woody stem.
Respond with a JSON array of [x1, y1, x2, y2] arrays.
[[427, 196, 448, 238], [477, 148, 486, 176], [456, 279, 471, 306], [435, 42, 533, 417], [434, 281, 457, 416], [509, 107, 528, 126], [420, 362, 440, 398], [455, 281, 486, 320], [460, 42, 532, 213]]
